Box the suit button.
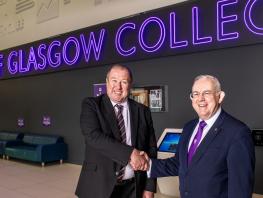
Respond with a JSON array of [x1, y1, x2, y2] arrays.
[[184, 191, 188, 196], [115, 171, 119, 176]]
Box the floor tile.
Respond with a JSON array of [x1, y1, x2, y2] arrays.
[[0, 158, 262, 198]]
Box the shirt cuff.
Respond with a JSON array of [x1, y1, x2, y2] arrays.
[[147, 159, 152, 178]]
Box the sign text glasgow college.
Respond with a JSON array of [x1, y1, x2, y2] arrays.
[[0, 0, 262, 79]]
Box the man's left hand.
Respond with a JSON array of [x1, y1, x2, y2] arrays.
[[143, 190, 154, 198]]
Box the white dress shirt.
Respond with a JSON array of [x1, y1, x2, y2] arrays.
[[111, 100, 134, 180], [188, 107, 222, 151]]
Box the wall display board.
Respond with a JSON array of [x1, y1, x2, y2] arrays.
[[93, 83, 106, 97], [0, 0, 262, 79], [130, 85, 168, 112]]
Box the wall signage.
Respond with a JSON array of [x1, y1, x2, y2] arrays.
[[42, 115, 51, 126], [0, 0, 262, 79], [17, 117, 25, 127]]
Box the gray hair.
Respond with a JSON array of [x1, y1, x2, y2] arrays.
[[106, 64, 133, 82], [193, 75, 222, 92]]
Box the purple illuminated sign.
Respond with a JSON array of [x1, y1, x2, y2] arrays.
[[244, 0, 263, 35], [63, 37, 80, 65], [192, 7, 213, 45], [170, 12, 188, 48], [42, 115, 51, 126], [5, 29, 106, 76], [0, 53, 3, 76], [80, 29, 106, 62], [0, 54, 3, 67], [115, 23, 136, 56], [217, 0, 239, 41], [17, 117, 25, 127], [0, 0, 262, 79], [138, 17, 166, 53]]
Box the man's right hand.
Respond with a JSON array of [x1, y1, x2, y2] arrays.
[[129, 149, 149, 171]]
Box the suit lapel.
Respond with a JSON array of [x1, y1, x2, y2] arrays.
[[182, 120, 198, 171], [102, 95, 121, 141], [188, 111, 226, 170], [128, 99, 138, 146]]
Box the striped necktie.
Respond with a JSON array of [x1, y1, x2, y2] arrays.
[[115, 104, 126, 181], [116, 104, 126, 143]]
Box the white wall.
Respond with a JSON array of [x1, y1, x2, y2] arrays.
[[0, 0, 187, 50]]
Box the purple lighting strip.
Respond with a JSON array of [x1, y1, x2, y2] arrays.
[[17, 50, 28, 73], [217, 0, 239, 41], [139, 17, 166, 52], [192, 7, 212, 45], [1, 1, 263, 79], [63, 36, 80, 65], [18, 50, 28, 73], [37, 44, 47, 70], [115, 23, 136, 56], [0, 54, 3, 68], [47, 40, 62, 68], [27, 47, 38, 72], [244, 0, 263, 35], [80, 29, 106, 62], [170, 12, 188, 48], [8, 51, 18, 74]]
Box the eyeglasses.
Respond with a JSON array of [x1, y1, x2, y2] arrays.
[[190, 90, 219, 100]]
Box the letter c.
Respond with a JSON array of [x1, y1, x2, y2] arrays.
[[244, 0, 263, 35]]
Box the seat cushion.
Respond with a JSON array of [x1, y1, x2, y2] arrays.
[[5, 146, 39, 161]]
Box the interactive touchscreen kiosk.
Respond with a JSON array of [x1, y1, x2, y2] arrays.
[[157, 128, 182, 198]]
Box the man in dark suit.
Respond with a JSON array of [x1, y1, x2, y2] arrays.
[[148, 75, 255, 198], [75, 64, 157, 198]]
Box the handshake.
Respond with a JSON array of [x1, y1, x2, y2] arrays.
[[129, 149, 150, 171]]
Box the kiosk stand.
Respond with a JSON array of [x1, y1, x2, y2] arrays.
[[157, 128, 182, 198]]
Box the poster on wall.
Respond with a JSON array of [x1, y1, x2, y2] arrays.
[[129, 88, 149, 106], [130, 85, 168, 112], [93, 83, 106, 97]]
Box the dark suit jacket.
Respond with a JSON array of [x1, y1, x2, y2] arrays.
[[151, 110, 255, 198], [75, 94, 157, 198]]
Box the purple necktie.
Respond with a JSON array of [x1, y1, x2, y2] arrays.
[[188, 120, 207, 164], [115, 104, 126, 181]]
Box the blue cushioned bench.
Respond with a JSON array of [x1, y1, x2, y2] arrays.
[[0, 131, 23, 158], [5, 133, 67, 166]]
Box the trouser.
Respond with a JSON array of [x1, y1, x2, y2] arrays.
[[110, 178, 136, 198]]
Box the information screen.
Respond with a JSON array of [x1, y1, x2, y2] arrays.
[[158, 132, 181, 153]]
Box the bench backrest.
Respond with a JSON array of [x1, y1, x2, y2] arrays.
[[23, 134, 63, 145], [0, 131, 23, 141]]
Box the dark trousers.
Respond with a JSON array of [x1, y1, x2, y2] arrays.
[[110, 178, 135, 198]]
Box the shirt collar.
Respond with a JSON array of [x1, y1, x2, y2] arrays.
[[199, 107, 221, 126], [110, 99, 129, 109]]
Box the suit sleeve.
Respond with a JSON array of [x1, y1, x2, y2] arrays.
[[150, 156, 179, 178], [227, 127, 255, 198], [150, 127, 182, 178], [80, 98, 133, 166], [143, 107, 157, 192]]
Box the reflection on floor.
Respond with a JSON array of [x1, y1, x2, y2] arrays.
[[0, 159, 261, 198]]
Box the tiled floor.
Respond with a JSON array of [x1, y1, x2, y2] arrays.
[[0, 159, 262, 198], [0, 159, 79, 198]]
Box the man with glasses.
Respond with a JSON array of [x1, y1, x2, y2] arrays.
[[146, 75, 255, 198]]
